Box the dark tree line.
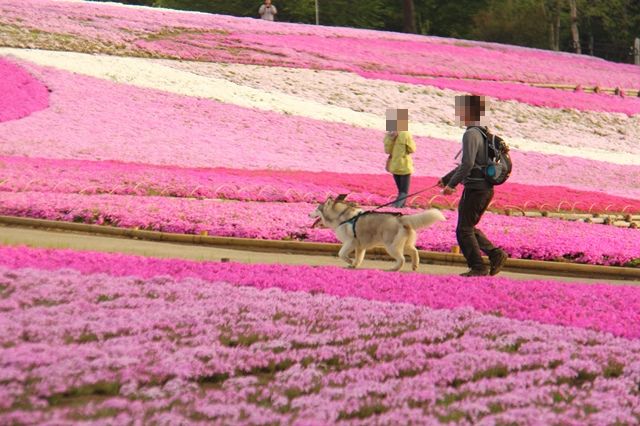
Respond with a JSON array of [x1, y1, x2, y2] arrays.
[[88, 0, 640, 63]]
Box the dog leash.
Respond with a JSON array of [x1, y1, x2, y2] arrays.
[[368, 182, 441, 211]]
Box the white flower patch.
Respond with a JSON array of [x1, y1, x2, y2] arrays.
[[3, 47, 638, 165]]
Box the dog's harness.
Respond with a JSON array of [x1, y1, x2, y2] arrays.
[[340, 211, 402, 238], [339, 211, 368, 238], [325, 183, 440, 238]]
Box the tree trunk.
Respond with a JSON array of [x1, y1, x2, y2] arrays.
[[542, 0, 561, 51], [568, 0, 580, 53], [403, 0, 416, 33], [553, 13, 560, 50]]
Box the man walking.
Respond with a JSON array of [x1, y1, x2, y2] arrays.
[[259, 0, 277, 21], [439, 95, 508, 277]]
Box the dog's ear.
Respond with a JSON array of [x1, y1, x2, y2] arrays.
[[335, 193, 348, 202]]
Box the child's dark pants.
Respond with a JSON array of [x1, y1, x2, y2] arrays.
[[393, 174, 411, 207]]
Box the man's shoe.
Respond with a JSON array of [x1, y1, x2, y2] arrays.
[[460, 268, 489, 277], [489, 249, 508, 276]]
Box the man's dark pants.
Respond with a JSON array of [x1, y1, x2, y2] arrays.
[[456, 187, 496, 271]]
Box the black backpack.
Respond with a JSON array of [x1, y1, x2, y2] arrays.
[[475, 127, 512, 186]]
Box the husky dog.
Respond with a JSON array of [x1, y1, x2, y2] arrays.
[[310, 196, 446, 271]]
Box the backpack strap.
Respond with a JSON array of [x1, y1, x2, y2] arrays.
[[467, 126, 491, 170], [454, 126, 487, 160], [481, 129, 490, 161]]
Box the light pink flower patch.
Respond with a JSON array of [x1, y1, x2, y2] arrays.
[[1, 263, 639, 423], [0, 58, 49, 123], [2, 62, 640, 200], [2, 0, 640, 114]]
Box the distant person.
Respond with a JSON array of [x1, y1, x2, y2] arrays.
[[258, 0, 277, 21], [384, 108, 416, 208], [438, 95, 508, 277]]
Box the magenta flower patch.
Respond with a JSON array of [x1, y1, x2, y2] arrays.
[[0, 58, 49, 123], [1, 245, 639, 339], [2, 156, 640, 214]]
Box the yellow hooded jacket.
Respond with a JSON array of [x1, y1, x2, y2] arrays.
[[384, 131, 416, 175]]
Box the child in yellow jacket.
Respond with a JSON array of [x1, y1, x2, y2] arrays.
[[384, 109, 416, 208]]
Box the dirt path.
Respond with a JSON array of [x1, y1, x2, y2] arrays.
[[1, 225, 637, 286]]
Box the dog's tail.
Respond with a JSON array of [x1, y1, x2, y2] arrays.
[[399, 208, 446, 230]]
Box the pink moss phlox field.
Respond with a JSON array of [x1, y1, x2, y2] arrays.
[[2, 62, 640, 201], [1, 246, 640, 341], [226, 32, 640, 88], [0, 193, 638, 267], [2, 156, 640, 214], [3, 0, 640, 87], [2, 1, 640, 114], [0, 58, 49, 123], [2, 263, 640, 423], [360, 71, 640, 117]]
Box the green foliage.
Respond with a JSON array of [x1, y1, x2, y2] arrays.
[[603, 359, 625, 378], [472, 0, 639, 62], [47, 381, 121, 406], [471, 0, 550, 49], [578, 0, 637, 62], [337, 403, 389, 420], [417, 0, 490, 38], [556, 369, 598, 387]]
